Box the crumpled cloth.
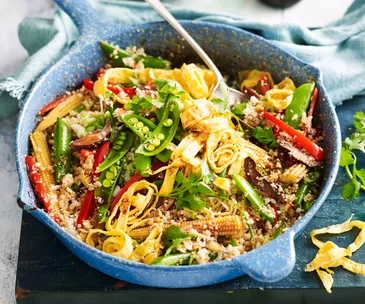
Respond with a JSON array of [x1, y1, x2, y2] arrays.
[[1, 0, 364, 119]]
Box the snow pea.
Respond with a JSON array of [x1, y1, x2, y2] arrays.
[[54, 118, 72, 183], [100, 41, 171, 69], [95, 131, 133, 173], [232, 173, 274, 223], [123, 114, 173, 162], [284, 82, 315, 129], [135, 99, 180, 156]]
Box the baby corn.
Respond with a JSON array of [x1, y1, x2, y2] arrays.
[[30, 132, 55, 191], [280, 163, 308, 184], [36, 94, 83, 132], [129, 215, 245, 239]]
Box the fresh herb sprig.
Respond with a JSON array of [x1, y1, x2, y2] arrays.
[[252, 126, 278, 147], [160, 160, 215, 211], [340, 111, 365, 199], [162, 225, 196, 256]]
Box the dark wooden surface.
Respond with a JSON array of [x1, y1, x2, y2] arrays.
[[16, 96, 365, 303]]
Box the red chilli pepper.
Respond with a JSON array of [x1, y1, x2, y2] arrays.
[[25, 156, 61, 224], [80, 149, 93, 158], [76, 190, 95, 227], [38, 96, 67, 116], [263, 111, 324, 161], [122, 87, 136, 97], [307, 87, 319, 118], [76, 142, 111, 227], [93, 142, 110, 177], [109, 173, 144, 212], [83, 79, 94, 91], [259, 73, 270, 95]]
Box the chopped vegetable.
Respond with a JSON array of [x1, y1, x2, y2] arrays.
[[76, 142, 110, 227], [38, 96, 67, 116], [136, 99, 180, 156], [29, 132, 55, 191], [283, 82, 315, 129], [129, 215, 244, 240], [152, 253, 191, 265], [95, 131, 133, 173], [25, 156, 61, 223], [252, 126, 278, 147], [264, 111, 324, 161], [100, 41, 171, 69], [54, 118, 72, 183], [109, 172, 144, 212], [35, 94, 83, 132], [232, 173, 274, 223]]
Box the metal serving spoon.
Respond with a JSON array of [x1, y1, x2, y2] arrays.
[[145, 0, 248, 106]]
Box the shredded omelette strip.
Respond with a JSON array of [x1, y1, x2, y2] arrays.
[[306, 214, 365, 293]]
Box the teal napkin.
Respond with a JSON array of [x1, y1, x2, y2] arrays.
[[1, 0, 365, 119]]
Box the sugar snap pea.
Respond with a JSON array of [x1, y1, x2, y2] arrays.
[[284, 82, 315, 129], [100, 41, 171, 69], [96, 131, 133, 173], [54, 118, 72, 183], [134, 153, 152, 177], [123, 113, 173, 162], [135, 99, 180, 156], [95, 159, 125, 222]]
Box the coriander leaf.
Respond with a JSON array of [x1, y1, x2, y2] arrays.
[[197, 182, 215, 195], [200, 160, 214, 185], [341, 180, 360, 200], [211, 98, 229, 113], [165, 238, 185, 256], [162, 226, 195, 255], [252, 126, 278, 147], [175, 171, 184, 184], [354, 111, 365, 133], [344, 133, 365, 153], [176, 193, 206, 211], [355, 168, 365, 186], [340, 147, 355, 167], [187, 173, 199, 184]]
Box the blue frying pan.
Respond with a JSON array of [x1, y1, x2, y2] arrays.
[[15, 0, 340, 288]]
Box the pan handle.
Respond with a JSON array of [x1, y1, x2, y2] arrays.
[[232, 230, 296, 282], [54, 0, 102, 35]]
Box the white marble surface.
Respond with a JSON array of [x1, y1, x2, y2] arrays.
[[0, 0, 353, 303]]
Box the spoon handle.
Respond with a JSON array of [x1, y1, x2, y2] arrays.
[[145, 0, 223, 82]]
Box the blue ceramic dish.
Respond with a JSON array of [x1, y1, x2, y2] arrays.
[[15, 0, 340, 288]]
